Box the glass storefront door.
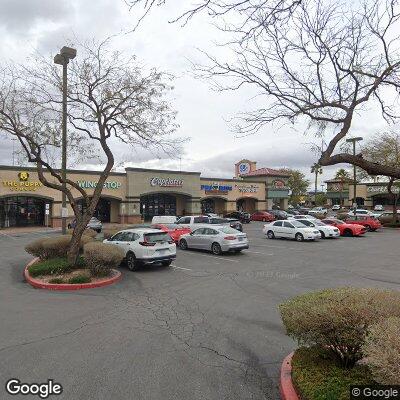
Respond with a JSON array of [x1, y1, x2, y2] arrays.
[[0, 197, 46, 228], [140, 194, 177, 221]]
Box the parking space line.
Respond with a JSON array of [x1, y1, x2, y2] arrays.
[[246, 250, 274, 256], [172, 265, 192, 271], [190, 252, 241, 263]]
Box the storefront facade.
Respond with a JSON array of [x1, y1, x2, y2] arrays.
[[349, 182, 400, 208], [325, 178, 352, 207], [1, 160, 288, 228]]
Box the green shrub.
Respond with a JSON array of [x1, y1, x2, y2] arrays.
[[292, 347, 374, 400], [362, 317, 400, 385], [68, 274, 91, 284], [83, 229, 98, 238], [279, 287, 400, 368], [48, 277, 65, 284], [28, 258, 72, 277], [83, 242, 124, 277]]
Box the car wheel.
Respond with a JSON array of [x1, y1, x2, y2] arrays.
[[126, 252, 140, 271], [179, 239, 188, 250], [161, 260, 172, 267], [344, 229, 353, 237], [211, 242, 222, 255], [295, 233, 304, 242], [365, 225, 372, 231], [319, 230, 325, 239], [267, 230, 275, 239]]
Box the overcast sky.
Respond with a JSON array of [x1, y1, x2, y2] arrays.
[[0, 0, 391, 185]]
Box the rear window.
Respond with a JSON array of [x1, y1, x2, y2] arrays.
[[218, 226, 239, 234], [194, 216, 209, 223], [143, 232, 171, 242]]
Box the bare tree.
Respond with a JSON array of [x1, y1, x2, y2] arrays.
[[127, 0, 301, 40], [0, 40, 179, 265], [189, 0, 400, 178]]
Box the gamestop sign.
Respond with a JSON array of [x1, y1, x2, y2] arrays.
[[150, 177, 184, 188]]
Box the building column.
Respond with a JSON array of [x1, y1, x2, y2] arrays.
[[185, 197, 201, 215], [121, 198, 142, 224]]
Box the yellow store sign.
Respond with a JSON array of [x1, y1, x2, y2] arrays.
[[2, 172, 43, 192]]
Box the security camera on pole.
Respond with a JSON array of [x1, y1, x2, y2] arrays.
[[54, 46, 77, 234]]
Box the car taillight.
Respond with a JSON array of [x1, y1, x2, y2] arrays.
[[224, 236, 237, 240], [139, 241, 156, 246]]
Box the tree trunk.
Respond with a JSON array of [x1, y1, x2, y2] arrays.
[[387, 179, 398, 225], [314, 173, 318, 205], [67, 214, 92, 266]]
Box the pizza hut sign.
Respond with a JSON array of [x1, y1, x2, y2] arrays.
[[150, 177, 184, 188]]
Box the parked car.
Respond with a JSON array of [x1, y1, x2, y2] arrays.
[[347, 209, 382, 218], [262, 220, 321, 241], [209, 217, 243, 232], [176, 215, 211, 227], [151, 223, 192, 243], [344, 216, 382, 231], [298, 207, 310, 214], [321, 218, 367, 237], [224, 211, 251, 223], [288, 214, 318, 221], [179, 225, 249, 255], [296, 219, 340, 239], [374, 204, 384, 211], [250, 211, 274, 222], [151, 215, 177, 224], [286, 209, 300, 216], [308, 207, 328, 216], [205, 213, 219, 218], [103, 229, 176, 271], [267, 209, 288, 220], [378, 210, 400, 224], [331, 205, 341, 211], [68, 217, 102, 233]]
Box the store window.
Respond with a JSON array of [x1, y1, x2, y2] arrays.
[[0, 196, 46, 228], [201, 198, 215, 214], [140, 194, 177, 221]]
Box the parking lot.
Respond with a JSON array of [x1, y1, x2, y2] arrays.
[[0, 224, 399, 400]]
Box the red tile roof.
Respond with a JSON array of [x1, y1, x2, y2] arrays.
[[241, 167, 291, 177]]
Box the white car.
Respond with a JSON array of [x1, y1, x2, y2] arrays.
[[331, 205, 341, 211], [176, 215, 210, 227], [103, 229, 176, 271], [288, 214, 318, 221], [263, 220, 321, 241], [308, 207, 328, 216], [151, 215, 177, 224], [374, 204, 384, 211], [296, 219, 340, 239], [347, 209, 382, 218]]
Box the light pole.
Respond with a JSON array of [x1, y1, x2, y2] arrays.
[[346, 136, 363, 209], [54, 46, 76, 234]]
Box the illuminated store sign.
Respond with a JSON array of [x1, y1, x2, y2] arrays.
[[272, 180, 288, 189], [367, 185, 399, 194], [77, 181, 122, 189], [150, 177, 183, 187], [201, 183, 232, 195], [2, 172, 43, 192]]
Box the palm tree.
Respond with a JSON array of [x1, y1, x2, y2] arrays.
[[334, 169, 351, 206], [311, 163, 323, 204]]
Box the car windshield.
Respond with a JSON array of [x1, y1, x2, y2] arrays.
[[298, 220, 313, 226], [314, 221, 326, 226], [218, 226, 239, 234], [210, 218, 227, 224], [329, 219, 343, 225], [143, 232, 171, 242]]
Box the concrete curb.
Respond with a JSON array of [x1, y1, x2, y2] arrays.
[[280, 352, 300, 400], [24, 258, 121, 291]]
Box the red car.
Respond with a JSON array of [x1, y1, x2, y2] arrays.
[[344, 216, 382, 231], [152, 223, 191, 244], [251, 211, 275, 222], [321, 218, 367, 237]]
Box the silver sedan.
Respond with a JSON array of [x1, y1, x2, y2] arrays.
[[179, 225, 249, 255]]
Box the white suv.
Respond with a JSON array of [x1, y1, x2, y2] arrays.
[[176, 215, 210, 227], [104, 229, 176, 271]]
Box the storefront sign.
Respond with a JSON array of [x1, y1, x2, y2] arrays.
[[201, 183, 232, 195], [77, 180, 122, 190], [272, 179, 287, 189], [235, 184, 259, 193], [150, 177, 183, 187], [238, 162, 251, 175], [367, 185, 400, 194], [2, 172, 43, 192]]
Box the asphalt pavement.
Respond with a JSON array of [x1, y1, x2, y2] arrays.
[[0, 224, 399, 400]]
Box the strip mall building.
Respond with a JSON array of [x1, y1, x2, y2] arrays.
[[0, 160, 290, 228]]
